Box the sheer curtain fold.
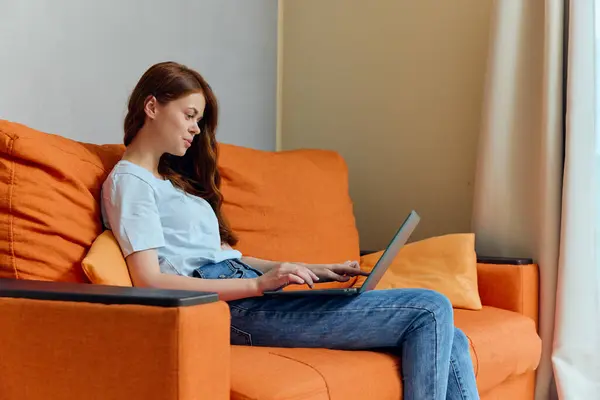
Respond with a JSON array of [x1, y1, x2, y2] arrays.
[[472, 0, 600, 398], [552, 1, 600, 398]]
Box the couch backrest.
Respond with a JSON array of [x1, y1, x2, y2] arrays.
[[219, 144, 360, 265], [0, 121, 360, 282], [0, 121, 124, 282]]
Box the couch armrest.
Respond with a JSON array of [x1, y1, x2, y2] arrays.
[[0, 279, 230, 400], [476, 257, 539, 325], [0, 277, 219, 306]]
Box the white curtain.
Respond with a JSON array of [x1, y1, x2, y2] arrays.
[[472, 0, 600, 399], [552, 0, 600, 398]]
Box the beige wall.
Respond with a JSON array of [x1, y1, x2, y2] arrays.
[[280, 0, 493, 250]]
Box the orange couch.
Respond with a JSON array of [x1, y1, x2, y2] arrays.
[[0, 121, 542, 400]]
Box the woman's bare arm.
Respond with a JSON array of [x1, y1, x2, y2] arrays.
[[127, 249, 325, 298], [126, 249, 261, 301], [240, 256, 281, 273], [221, 242, 281, 273], [224, 243, 367, 282]]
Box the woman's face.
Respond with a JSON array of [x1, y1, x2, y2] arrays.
[[147, 92, 206, 157]]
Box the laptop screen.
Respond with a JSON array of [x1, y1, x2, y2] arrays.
[[360, 210, 421, 292]]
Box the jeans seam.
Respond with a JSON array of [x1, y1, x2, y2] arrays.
[[196, 260, 238, 279], [225, 260, 238, 274], [394, 311, 439, 400], [231, 325, 253, 346], [229, 303, 440, 315], [450, 355, 468, 400]]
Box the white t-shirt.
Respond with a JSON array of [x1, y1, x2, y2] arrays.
[[101, 160, 242, 277]]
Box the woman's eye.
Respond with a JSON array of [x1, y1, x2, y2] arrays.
[[186, 114, 194, 119]]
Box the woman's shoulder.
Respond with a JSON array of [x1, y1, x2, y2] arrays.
[[108, 160, 164, 187], [103, 160, 161, 194]]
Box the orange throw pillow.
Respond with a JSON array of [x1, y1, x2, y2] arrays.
[[82, 230, 133, 287], [356, 233, 482, 310]]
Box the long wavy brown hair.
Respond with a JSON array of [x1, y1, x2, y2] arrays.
[[123, 61, 238, 246]]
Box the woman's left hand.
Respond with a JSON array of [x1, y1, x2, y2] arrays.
[[307, 260, 369, 282]]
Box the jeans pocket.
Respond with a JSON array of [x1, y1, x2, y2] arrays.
[[230, 326, 252, 346], [194, 260, 238, 279]]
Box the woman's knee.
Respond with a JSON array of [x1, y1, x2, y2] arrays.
[[417, 289, 453, 323], [453, 327, 471, 352], [401, 288, 454, 328]]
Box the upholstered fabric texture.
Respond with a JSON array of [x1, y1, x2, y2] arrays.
[[0, 120, 123, 282], [219, 143, 360, 266], [0, 296, 230, 400]]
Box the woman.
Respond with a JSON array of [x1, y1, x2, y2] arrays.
[[101, 61, 479, 400]]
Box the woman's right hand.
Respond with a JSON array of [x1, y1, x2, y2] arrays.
[[254, 262, 320, 294]]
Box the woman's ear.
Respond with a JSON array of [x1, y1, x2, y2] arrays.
[[143, 95, 158, 120]]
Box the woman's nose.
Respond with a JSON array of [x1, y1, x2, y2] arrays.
[[190, 122, 201, 134]]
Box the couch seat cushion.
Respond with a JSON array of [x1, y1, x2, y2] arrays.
[[230, 307, 541, 399], [455, 306, 541, 394], [231, 346, 401, 400]]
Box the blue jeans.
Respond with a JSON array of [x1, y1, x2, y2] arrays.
[[195, 259, 479, 400]]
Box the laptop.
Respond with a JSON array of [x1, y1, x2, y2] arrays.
[[263, 210, 421, 296]]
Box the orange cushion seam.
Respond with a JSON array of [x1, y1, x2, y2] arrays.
[[0, 127, 18, 141], [465, 333, 479, 377], [0, 126, 111, 174], [6, 135, 19, 279], [17, 136, 110, 173], [267, 351, 331, 400], [229, 392, 255, 400]]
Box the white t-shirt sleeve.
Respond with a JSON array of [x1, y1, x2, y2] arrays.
[[102, 173, 165, 257]]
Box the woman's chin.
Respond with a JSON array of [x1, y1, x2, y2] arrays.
[[166, 148, 188, 157]]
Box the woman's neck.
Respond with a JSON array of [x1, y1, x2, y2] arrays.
[[122, 128, 163, 179]]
